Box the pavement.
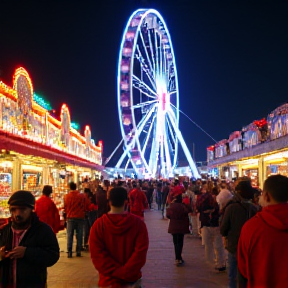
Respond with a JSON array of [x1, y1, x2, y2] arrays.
[[48, 208, 228, 288]]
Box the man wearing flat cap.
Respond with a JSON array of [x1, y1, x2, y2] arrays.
[[0, 190, 60, 288]]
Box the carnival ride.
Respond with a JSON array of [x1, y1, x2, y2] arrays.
[[107, 8, 200, 179]]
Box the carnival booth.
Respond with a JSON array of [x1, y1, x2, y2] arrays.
[[0, 67, 103, 222], [242, 122, 261, 149], [207, 145, 215, 162], [267, 104, 288, 140], [214, 139, 228, 158], [228, 131, 242, 153]]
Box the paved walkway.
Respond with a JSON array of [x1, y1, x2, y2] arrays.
[[48, 209, 228, 288]]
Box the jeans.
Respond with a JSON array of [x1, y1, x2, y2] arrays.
[[188, 214, 199, 235], [67, 218, 85, 253], [201, 226, 226, 268], [172, 233, 184, 260], [228, 252, 237, 288]]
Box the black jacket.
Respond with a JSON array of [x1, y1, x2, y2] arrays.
[[0, 213, 60, 288], [220, 195, 257, 255]]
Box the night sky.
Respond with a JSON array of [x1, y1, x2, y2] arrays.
[[0, 0, 287, 163]]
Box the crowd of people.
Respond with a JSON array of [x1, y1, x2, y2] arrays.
[[1, 173, 288, 288]]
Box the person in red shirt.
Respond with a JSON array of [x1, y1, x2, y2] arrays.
[[64, 182, 90, 258], [238, 174, 288, 288], [128, 183, 148, 220], [35, 185, 60, 234], [89, 187, 149, 288]]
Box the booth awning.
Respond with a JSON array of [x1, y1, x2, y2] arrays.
[[0, 130, 103, 170]]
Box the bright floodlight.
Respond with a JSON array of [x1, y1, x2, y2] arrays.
[[117, 8, 200, 179]]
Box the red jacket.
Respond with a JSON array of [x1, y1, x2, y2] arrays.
[[35, 195, 60, 234], [238, 203, 288, 288], [166, 202, 191, 234], [128, 189, 148, 217], [89, 212, 149, 288], [64, 190, 90, 219]]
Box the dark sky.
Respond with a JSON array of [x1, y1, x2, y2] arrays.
[[0, 0, 287, 163]]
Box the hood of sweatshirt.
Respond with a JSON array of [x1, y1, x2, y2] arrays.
[[258, 203, 288, 231], [101, 212, 140, 235]]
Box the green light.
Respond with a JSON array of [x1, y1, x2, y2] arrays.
[[71, 122, 80, 130], [33, 93, 52, 111]]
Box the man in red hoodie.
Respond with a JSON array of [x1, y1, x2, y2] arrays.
[[35, 185, 60, 234], [128, 183, 148, 220], [238, 174, 288, 288], [89, 187, 149, 288]]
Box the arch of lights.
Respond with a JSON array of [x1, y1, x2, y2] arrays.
[[116, 9, 200, 179]]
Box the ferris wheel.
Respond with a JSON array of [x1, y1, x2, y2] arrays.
[[116, 8, 200, 179]]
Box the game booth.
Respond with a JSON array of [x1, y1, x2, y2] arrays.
[[0, 67, 103, 226]]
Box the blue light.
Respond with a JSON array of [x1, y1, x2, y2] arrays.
[[33, 93, 52, 111], [71, 122, 80, 130]]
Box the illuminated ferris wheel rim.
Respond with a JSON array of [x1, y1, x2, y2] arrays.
[[117, 9, 180, 173], [116, 8, 200, 179], [117, 8, 180, 136]]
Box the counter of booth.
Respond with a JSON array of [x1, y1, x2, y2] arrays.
[[0, 152, 99, 220]]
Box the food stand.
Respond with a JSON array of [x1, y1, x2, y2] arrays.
[[0, 67, 103, 222]]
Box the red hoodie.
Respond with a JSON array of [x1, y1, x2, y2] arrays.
[[89, 212, 149, 288], [35, 195, 60, 234], [238, 203, 288, 288], [128, 189, 148, 218]]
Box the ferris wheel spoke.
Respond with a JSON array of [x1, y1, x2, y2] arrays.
[[163, 126, 172, 174], [163, 50, 168, 81], [167, 106, 177, 126], [148, 30, 156, 74], [133, 119, 156, 174], [133, 85, 157, 99], [155, 31, 160, 75], [141, 113, 156, 155], [160, 137, 165, 176], [148, 133, 157, 175], [124, 104, 156, 152], [139, 30, 155, 79], [147, 105, 160, 175], [169, 102, 179, 126], [168, 77, 176, 92], [132, 75, 157, 98], [115, 148, 129, 168], [136, 103, 157, 132], [124, 158, 131, 171], [166, 114, 176, 144], [159, 35, 163, 79], [132, 99, 157, 109], [136, 45, 156, 90], [169, 90, 177, 96], [166, 111, 179, 168]]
